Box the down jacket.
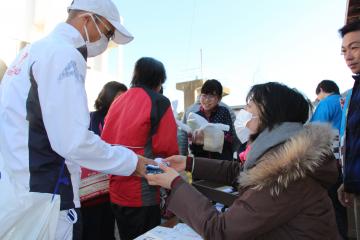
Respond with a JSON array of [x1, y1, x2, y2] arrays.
[[168, 123, 341, 240]]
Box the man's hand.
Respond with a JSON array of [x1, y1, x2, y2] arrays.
[[145, 164, 180, 189], [133, 155, 156, 177], [337, 183, 353, 207], [163, 155, 187, 172]]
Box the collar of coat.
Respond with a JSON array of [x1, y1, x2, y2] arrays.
[[239, 123, 335, 196]]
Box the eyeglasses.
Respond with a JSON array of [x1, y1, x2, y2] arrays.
[[200, 93, 217, 101], [94, 15, 115, 40]]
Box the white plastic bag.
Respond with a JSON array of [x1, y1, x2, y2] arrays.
[[171, 100, 179, 119], [186, 112, 209, 131], [202, 125, 225, 153], [0, 152, 60, 240], [176, 112, 230, 153]]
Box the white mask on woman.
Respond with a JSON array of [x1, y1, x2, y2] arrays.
[[83, 15, 109, 57], [234, 109, 257, 143]]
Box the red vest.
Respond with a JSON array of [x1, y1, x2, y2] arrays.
[[101, 87, 179, 207]]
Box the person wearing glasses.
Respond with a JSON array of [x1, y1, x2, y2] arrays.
[[0, 0, 154, 239], [190, 79, 236, 161]]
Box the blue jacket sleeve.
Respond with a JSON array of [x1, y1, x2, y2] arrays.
[[310, 101, 331, 123]]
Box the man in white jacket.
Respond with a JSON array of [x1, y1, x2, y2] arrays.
[[0, 0, 150, 238]]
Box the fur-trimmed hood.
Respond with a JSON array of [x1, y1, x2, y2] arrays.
[[239, 123, 337, 196]]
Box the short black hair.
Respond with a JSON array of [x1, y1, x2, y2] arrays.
[[94, 81, 127, 113], [246, 82, 310, 135], [339, 20, 360, 38], [315, 80, 340, 95], [201, 79, 223, 97], [131, 57, 166, 89]]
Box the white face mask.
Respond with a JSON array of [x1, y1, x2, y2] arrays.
[[83, 15, 109, 57], [234, 109, 257, 143]]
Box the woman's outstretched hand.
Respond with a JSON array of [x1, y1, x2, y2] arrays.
[[145, 164, 179, 189], [163, 155, 187, 172]]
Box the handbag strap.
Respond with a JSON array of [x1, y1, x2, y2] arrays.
[[51, 160, 69, 201]]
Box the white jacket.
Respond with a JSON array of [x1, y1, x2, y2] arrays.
[[0, 23, 137, 209]]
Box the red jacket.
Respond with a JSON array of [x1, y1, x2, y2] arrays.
[[101, 87, 179, 207]]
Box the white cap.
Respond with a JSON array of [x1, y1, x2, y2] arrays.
[[68, 0, 134, 44]]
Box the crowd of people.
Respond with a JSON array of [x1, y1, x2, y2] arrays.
[[1, 0, 360, 239]]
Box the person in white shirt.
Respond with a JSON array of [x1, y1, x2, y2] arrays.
[[0, 0, 152, 239]]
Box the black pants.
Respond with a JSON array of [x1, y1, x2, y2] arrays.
[[81, 202, 115, 240], [111, 203, 161, 240], [73, 208, 83, 240], [328, 169, 348, 240]]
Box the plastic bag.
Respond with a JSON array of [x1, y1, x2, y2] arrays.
[[0, 152, 60, 240], [186, 112, 209, 131], [202, 125, 225, 153], [178, 112, 229, 153]]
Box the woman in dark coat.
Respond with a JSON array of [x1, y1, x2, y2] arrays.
[[146, 82, 341, 240]]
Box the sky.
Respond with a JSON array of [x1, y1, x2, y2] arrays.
[[112, 0, 354, 112]]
